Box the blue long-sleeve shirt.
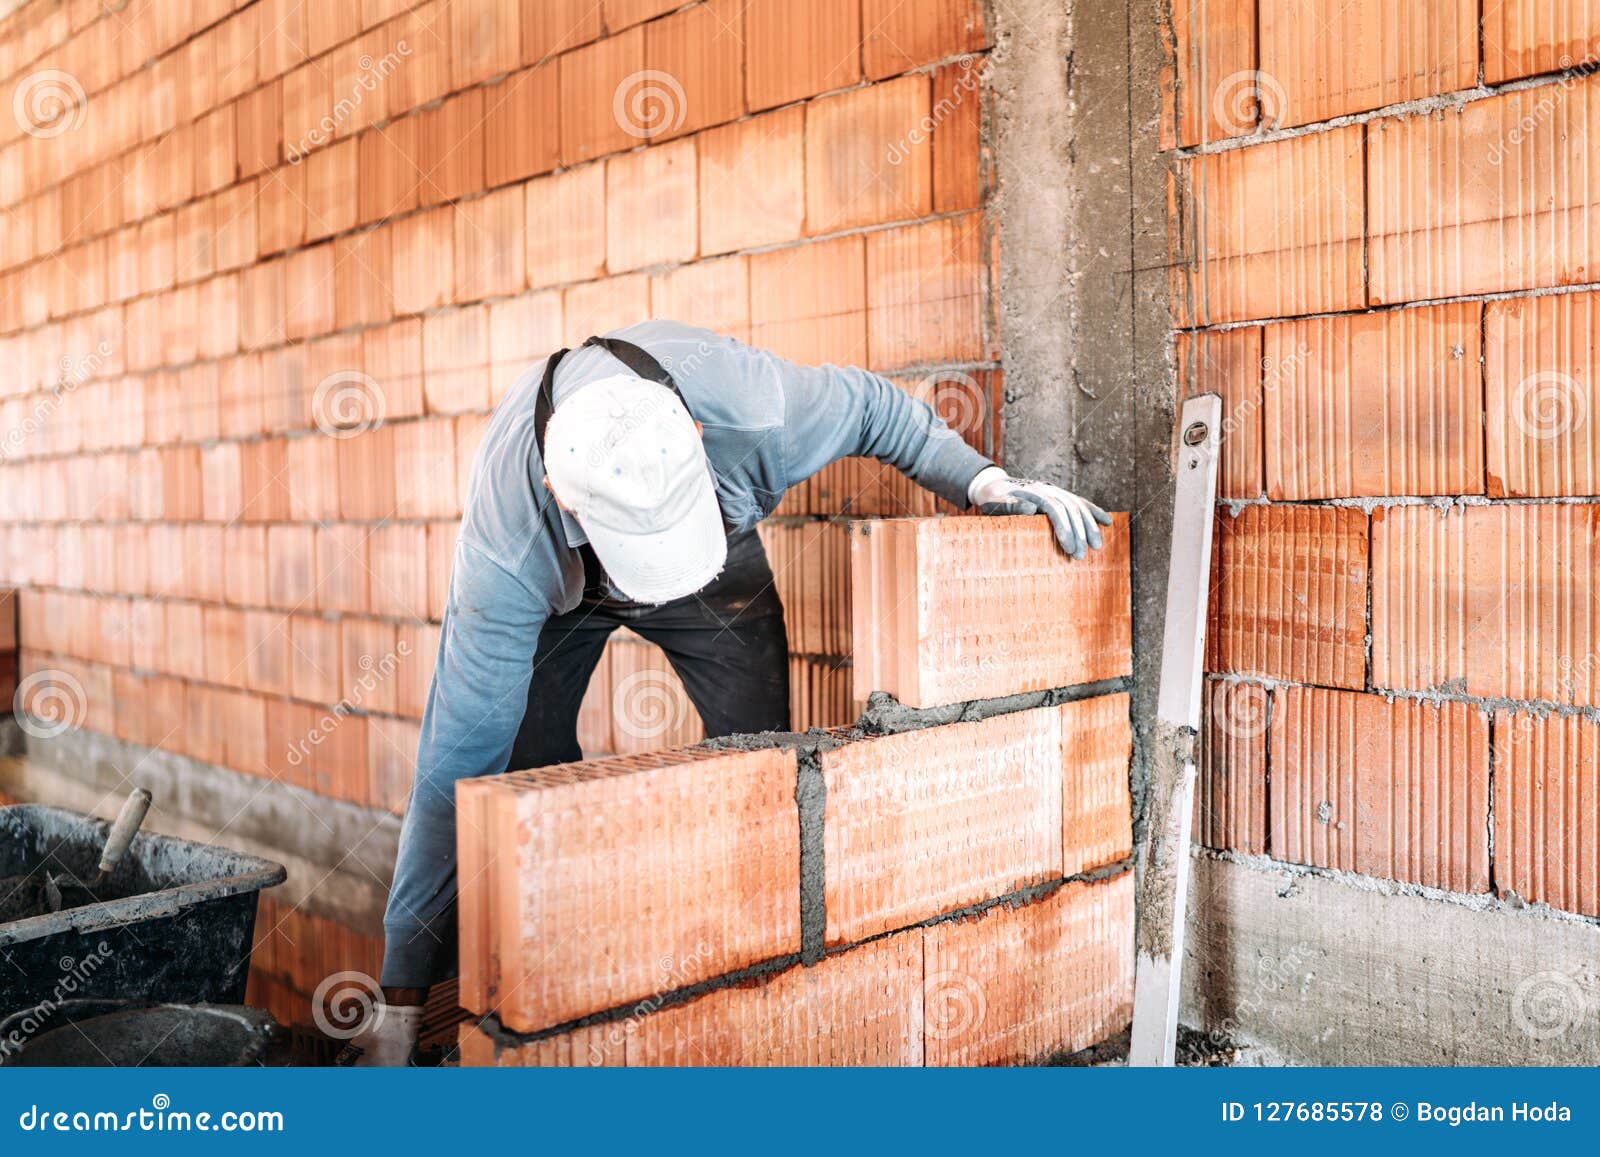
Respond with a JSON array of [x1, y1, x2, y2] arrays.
[[381, 320, 994, 986]]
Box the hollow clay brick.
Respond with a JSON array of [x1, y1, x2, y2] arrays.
[[1369, 78, 1600, 303], [922, 872, 1134, 1066], [1371, 504, 1469, 694], [850, 514, 1132, 709], [1462, 503, 1600, 707], [1270, 686, 1489, 893], [823, 699, 1131, 943], [1484, 292, 1600, 498], [629, 933, 924, 1066], [1176, 325, 1263, 501], [1263, 303, 1484, 500], [1260, 0, 1475, 125], [1178, 126, 1364, 325], [1493, 709, 1600, 918], [1196, 679, 1268, 855], [823, 707, 1064, 944], [1485, 0, 1600, 83], [1207, 505, 1367, 690], [457, 745, 800, 1031]]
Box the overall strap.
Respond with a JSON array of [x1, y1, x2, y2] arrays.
[[581, 334, 676, 387], [534, 336, 685, 454], [532, 346, 569, 453]]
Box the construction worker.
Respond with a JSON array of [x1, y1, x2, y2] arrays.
[[342, 320, 1110, 1064]]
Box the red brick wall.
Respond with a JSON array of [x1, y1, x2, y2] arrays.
[[0, 0, 992, 804], [1174, 3, 1600, 918], [0, 0, 995, 1030]]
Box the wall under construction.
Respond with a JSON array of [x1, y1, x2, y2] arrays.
[[0, 0, 1025, 1035], [458, 514, 1134, 1066]]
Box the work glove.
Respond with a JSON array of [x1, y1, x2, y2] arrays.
[[333, 1003, 423, 1067], [968, 465, 1113, 560]]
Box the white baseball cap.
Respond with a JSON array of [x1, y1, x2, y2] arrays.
[[544, 373, 727, 604]]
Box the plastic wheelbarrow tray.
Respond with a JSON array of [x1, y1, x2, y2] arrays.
[[0, 804, 286, 1022]]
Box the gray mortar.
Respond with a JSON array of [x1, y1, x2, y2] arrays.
[[702, 729, 836, 963], [1133, 717, 1196, 962], [856, 680, 1131, 735], [794, 753, 827, 963], [468, 949, 807, 1054]]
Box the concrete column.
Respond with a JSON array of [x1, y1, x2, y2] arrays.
[[987, 0, 1176, 837]]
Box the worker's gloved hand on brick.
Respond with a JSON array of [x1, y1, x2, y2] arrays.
[[967, 466, 1112, 560], [333, 1003, 423, 1067]]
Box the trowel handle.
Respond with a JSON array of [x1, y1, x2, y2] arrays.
[[99, 788, 153, 875]]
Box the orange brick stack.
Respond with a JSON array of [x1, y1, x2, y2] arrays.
[[458, 514, 1134, 1066], [0, 0, 994, 1004], [1174, 3, 1600, 918]]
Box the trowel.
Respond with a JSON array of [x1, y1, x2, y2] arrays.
[[44, 788, 154, 913]]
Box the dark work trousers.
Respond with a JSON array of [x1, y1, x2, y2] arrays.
[[506, 528, 792, 769]]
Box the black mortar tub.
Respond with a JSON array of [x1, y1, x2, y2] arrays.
[[0, 804, 286, 1024]]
